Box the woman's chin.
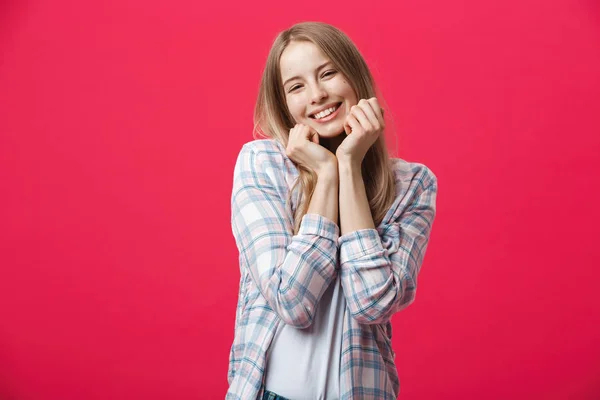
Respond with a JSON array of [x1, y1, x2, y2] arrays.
[[314, 124, 345, 138]]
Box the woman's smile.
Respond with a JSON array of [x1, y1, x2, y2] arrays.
[[310, 102, 342, 122]]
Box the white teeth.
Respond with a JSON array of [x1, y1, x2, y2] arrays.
[[313, 104, 339, 120]]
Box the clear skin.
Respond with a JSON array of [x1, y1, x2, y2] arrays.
[[280, 40, 386, 233]]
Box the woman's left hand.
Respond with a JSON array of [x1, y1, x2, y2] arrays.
[[335, 97, 385, 166]]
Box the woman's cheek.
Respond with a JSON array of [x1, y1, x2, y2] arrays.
[[285, 101, 298, 122]]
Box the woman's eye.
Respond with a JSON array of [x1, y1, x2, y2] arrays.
[[289, 85, 301, 92], [322, 70, 336, 77]]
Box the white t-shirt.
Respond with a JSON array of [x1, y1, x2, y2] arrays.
[[264, 274, 346, 400]]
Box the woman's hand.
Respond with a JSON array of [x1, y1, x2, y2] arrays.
[[286, 124, 337, 176], [336, 97, 385, 166]]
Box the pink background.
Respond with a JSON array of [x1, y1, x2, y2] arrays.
[[1, 0, 599, 399]]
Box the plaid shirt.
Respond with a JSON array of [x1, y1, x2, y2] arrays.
[[228, 139, 437, 400]]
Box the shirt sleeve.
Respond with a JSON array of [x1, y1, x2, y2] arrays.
[[338, 165, 438, 325], [230, 141, 340, 328]]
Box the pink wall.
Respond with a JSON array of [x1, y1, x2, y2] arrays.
[[1, 0, 599, 398]]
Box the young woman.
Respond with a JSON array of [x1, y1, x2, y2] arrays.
[[228, 22, 438, 400]]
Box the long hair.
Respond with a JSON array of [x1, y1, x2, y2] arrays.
[[253, 21, 397, 235]]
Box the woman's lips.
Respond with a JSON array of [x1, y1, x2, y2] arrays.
[[311, 103, 342, 123]]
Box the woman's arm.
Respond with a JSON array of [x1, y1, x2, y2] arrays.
[[231, 141, 340, 328], [337, 160, 437, 325], [338, 161, 375, 235], [308, 169, 339, 227]]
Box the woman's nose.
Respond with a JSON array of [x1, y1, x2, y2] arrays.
[[310, 84, 327, 103]]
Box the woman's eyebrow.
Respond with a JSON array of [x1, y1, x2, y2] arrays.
[[282, 61, 333, 87]]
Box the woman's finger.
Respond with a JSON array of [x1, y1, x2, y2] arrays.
[[367, 97, 385, 127], [357, 100, 380, 130], [351, 105, 373, 132], [344, 113, 361, 135]]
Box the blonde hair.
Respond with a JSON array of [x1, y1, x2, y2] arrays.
[[253, 21, 397, 235]]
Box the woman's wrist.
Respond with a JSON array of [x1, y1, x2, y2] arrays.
[[316, 161, 339, 182]]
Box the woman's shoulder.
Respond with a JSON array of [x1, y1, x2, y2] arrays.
[[234, 139, 293, 186], [238, 138, 287, 159], [236, 138, 289, 171], [381, 157, 437, 224], [389, 157, 438, 193]]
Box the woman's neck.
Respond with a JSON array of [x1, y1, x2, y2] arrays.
[[320, 132, 347, 155]]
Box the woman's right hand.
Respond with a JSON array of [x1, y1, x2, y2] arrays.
[[286, 124, 337, 176]]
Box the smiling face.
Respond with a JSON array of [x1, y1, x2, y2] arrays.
[[280, 40, 358, 139]]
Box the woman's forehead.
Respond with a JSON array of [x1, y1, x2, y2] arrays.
[[280, 42, 331, 78]]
